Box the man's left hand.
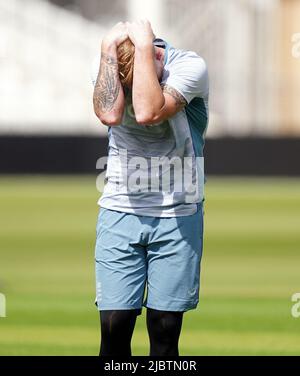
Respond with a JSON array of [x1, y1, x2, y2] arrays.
[[127, 19, 156, 48]]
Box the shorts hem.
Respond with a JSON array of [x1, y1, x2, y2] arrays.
[[143, 302, 199, 312], [95, 304, 143, 314]]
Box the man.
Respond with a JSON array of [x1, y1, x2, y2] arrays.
[[91, 20, 209, 356]]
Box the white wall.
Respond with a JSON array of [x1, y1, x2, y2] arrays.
[[0, 0, 288, 137], [0, 0, 106, 135]]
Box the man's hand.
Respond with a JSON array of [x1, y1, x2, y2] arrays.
[[102, 21, 129, 48], [127, 19, 156, 48]]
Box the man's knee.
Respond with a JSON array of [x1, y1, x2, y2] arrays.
[[147, 308, 184, 356], [99, 309, 139, 356], [147, 308, 183, 340], [100, 309, 139, 337]]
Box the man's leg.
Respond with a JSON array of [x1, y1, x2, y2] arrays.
[[99, 309, 140, 356], [145, 205, 204, 356], [95, 208, 147, 356], [146, 308, 184, 356]]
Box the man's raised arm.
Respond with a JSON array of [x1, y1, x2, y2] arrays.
[[93, 22, 128, 126], [128, 20, 164, 125], [128, 19, 188, 125]]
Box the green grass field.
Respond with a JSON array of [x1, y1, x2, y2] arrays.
[[0, 176, 300, 355]]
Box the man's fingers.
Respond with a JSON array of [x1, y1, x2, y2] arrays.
[[126, 21, 134, 32]]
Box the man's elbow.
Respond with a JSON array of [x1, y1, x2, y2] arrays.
[[95, 110, 122, 126], [135, 101, 166, 125], [135, 111, 157, 125], [100, 116, 122, 126]]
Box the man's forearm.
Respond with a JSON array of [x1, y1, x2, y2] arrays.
[[132, 44, 165, 124], [93, 42, 125, 125]]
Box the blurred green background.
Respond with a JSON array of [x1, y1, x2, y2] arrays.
[[1, 0, 300, 358], [0, 175, 299, 355]]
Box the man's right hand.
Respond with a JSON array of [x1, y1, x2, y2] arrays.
[[102, 22, 129, 48]]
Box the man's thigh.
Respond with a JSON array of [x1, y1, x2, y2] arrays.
[[95, 207, 147, 314], [144, 204, 204, 312]]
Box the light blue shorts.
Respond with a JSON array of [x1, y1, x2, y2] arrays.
[[94, 203, 204, 315]]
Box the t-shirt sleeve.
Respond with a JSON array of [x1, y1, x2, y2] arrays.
[[91, 52, 101, 87], [163, 53, 209, 104]]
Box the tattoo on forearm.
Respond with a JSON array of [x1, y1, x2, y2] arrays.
[[93, 52, 120, 113], [161, 84, 187, 107]]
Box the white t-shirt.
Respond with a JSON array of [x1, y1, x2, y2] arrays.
[[91, 39, 209, 217]]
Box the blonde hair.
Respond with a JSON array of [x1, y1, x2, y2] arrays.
[[117, 38, 135, 89]]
